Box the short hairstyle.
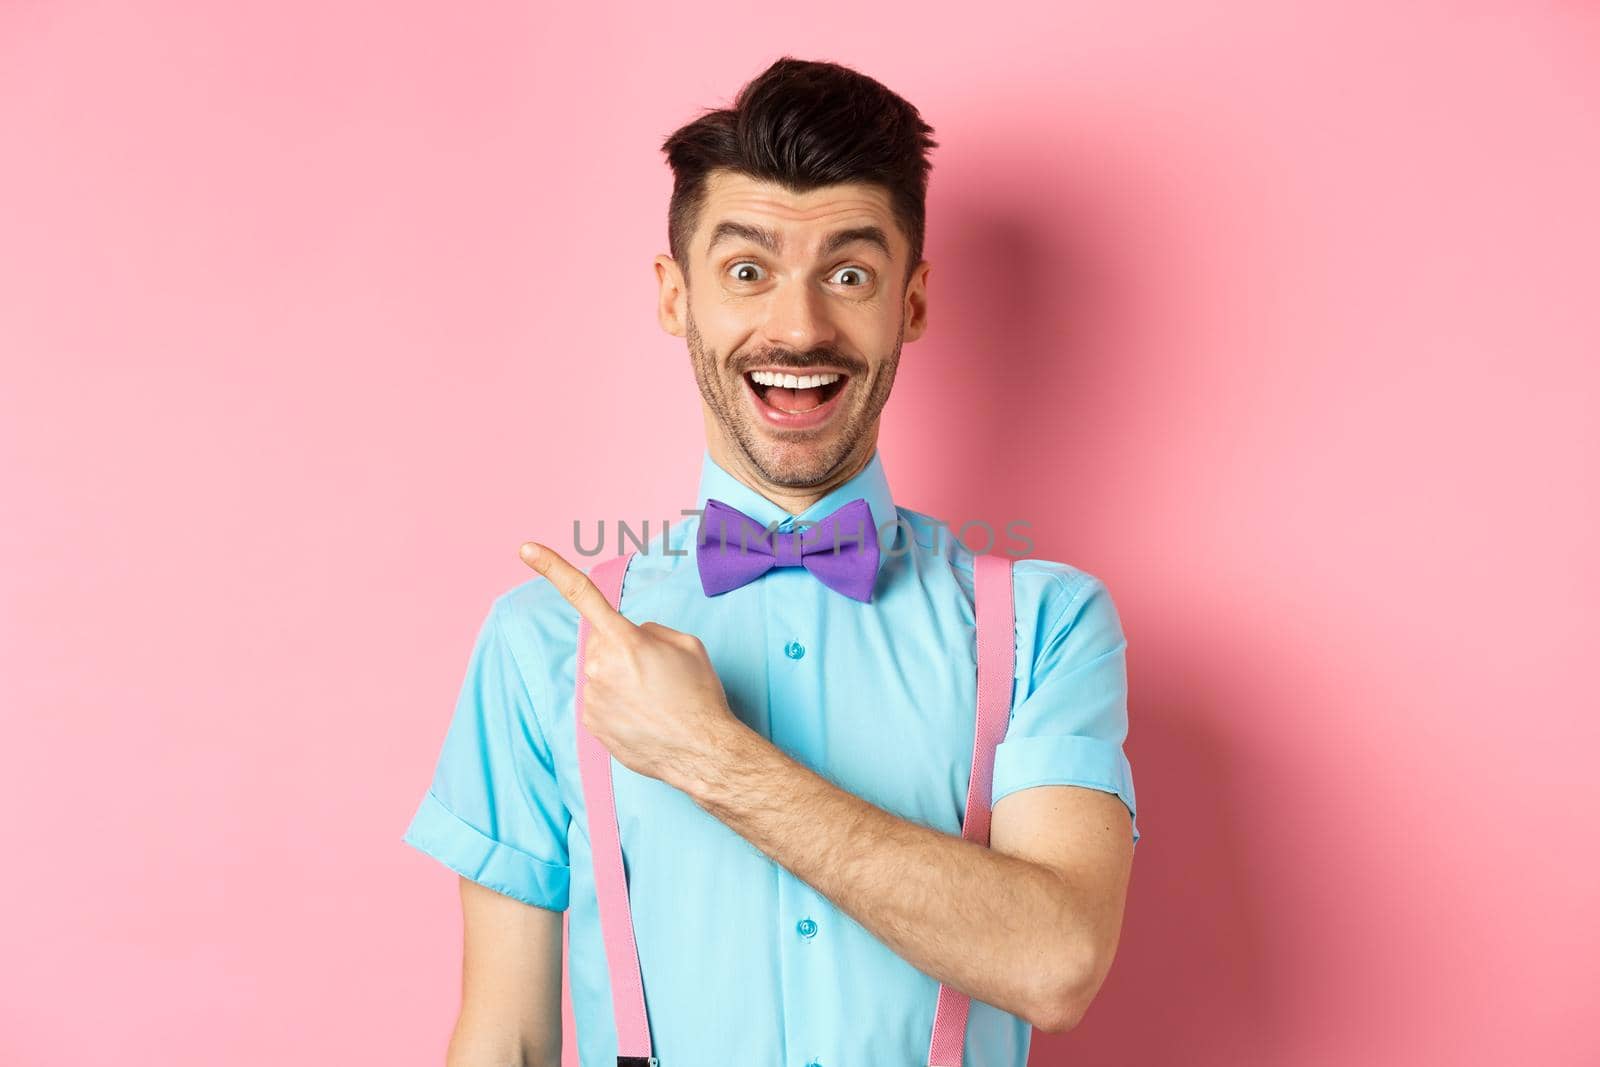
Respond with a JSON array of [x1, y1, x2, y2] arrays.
[[660, 57, 938, 288]]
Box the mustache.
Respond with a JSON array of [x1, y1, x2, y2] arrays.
[[732, 350, 865, 375]]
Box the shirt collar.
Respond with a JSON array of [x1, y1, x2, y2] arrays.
[[693, 448, 900, 570]]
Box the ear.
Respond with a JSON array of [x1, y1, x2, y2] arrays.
[[655, 254, 688, 337], [903, 259, 931, 343]]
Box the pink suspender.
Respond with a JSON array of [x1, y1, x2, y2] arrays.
[[575, 553, 655, 1067], [575, 551, 1016, 1067], [926, 550, 1016, 1067]]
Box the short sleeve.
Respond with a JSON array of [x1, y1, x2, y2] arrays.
[[403, 598, 573, 909], [991, 571, 1141, 845]]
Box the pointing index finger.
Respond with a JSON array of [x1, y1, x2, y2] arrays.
[[519, 542, 633, 640]]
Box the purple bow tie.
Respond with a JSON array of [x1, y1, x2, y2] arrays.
[[697, 496, 881, 602]]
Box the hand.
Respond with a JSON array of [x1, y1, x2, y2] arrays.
[[519, 541, 743, 792]]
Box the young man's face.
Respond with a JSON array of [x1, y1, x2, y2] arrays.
[[655, 170, 929, 490]]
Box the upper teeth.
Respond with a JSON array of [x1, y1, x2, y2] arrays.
[[749, 370, 842, 389]]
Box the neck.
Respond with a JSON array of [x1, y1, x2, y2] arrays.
[[705, 427, 879, 517]]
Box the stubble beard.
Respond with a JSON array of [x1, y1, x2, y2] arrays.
[[685, 307, 902, 490]]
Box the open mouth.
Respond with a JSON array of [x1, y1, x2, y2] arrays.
[[744, 369, 849, 415]]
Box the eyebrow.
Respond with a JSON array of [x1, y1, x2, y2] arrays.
[[706, 221, 892, 260]]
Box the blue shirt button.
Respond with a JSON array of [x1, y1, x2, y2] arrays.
[[796, 917, 818, 939], [784, 640, 805, 660]]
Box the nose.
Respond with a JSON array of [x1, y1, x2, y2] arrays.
[[761, 275, 838, 354]]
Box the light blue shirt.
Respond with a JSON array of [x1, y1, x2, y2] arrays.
[[404, 448, 1140, 1067]]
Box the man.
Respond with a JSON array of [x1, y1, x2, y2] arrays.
[[404, 56, 1140, 1067]]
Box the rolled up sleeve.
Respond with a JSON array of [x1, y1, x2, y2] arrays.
[[403, 598, 572, 909], [991, 571, 1141, 845]]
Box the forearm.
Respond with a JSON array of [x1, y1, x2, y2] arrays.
[[679, 722, 1095, 1030], [445, 1018, 557, 1067], [444, 1046, 528, 1067]]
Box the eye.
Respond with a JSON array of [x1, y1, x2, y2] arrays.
[[829, 265, 872, 288], [728, 261, 766, 283]]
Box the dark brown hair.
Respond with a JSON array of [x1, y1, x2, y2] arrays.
[[660, 57, 938, 288]]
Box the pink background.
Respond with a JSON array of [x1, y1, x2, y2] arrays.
[[3, 3, 1595, 1064]]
